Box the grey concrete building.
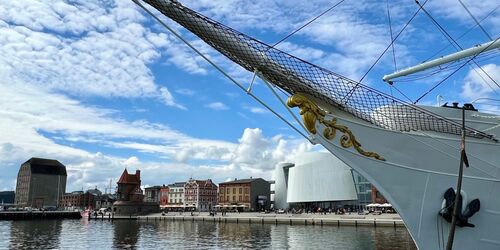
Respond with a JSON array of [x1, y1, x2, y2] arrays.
[[144, 186, 162, 204], [14, 158, 67, 208]]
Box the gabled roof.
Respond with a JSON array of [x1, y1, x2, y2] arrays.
[[117, 169, 140, 184], [23, 157, 67, 176]]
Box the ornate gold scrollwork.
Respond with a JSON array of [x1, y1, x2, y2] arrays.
[[287, 93, 385, 161]]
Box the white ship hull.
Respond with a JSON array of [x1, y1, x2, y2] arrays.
[[137, 1, 500, 249], [308, 100, 500, 250]]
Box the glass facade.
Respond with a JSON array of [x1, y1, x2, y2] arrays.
[[351, 170, 372, 209]]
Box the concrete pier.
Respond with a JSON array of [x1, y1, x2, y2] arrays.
[[89, 212, 405, 228]]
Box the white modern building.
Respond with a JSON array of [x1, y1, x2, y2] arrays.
[[272, 152, 359, 210]]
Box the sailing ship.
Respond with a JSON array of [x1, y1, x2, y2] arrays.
[[137, 0, 499, 249]]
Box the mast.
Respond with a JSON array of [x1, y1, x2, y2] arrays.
[[445, 108, 467, 250], [383, 39, 500, 82]]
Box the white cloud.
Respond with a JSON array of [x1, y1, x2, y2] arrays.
[[123, 156, 140, 167], [206, 102, 229, 110], [231, 128, 313, 171], [159, 87, 186, 109], [461, 64, 499, 101], [428, 0, 499, 32], [244, 106, 269, 114], [0, 79, 314, 190], [0, 0, 189, 108], [175, 88, 195, 96]]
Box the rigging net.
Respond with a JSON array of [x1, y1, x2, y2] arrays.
[[142, 0, 497, 142]]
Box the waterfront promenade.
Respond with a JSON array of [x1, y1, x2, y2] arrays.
[[90, 212, 404, 228]]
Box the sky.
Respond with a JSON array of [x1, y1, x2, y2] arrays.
[[0, 0, 498, 192]]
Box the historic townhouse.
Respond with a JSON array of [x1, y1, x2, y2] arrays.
[[184, 178, 218, 211]]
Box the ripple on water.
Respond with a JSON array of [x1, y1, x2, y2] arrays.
[[0, 219, 416, 249]]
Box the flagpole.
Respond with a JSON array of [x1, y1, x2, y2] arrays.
[[446, 107, 466, 250]]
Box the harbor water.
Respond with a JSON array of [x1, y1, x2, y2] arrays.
[[0, 219, 416, 249]]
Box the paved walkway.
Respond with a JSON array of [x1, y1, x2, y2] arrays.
[[148, 211, 401, 220]]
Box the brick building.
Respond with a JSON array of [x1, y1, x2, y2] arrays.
[[60, 191, 95, 210], [159, 185, 169, 208], [15, 158, 67, 208], [184, 178, 217, 211], [218, 178, 270, 211], [371, 186, 388, 204], [113, 169, 159, 215]]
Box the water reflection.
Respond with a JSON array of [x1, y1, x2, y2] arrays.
[[113, 220, 140, 249], [9, 220, 62, 249], [0, 219, 416, 249]]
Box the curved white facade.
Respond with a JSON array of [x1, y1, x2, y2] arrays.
[[272, 163, 293, 209], [272, 152, 357, 206]]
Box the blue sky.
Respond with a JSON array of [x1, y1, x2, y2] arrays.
[[0, 0, 498, 192]]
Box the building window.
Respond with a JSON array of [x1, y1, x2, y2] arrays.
[[232, 196, 235, 201], [239, 196, 242, 201], [239, 188, 242, 194], [245, 188, 249, 194], [233, 188, 236, 194]]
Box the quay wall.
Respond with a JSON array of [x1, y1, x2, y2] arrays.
[[89, 213, 405, 228], [0, 211, 82, 220]]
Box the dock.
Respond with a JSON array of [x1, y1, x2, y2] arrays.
[[88, 212, 405, 228], [0, 211, 82, 220]]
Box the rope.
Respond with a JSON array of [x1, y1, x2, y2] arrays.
[[270, 0, 346, 49], [415, 0, 500, 99], [385, 0, 397, 100], [132, 0, 311, 141], [342, 0, 429, 103], [422, 4, 499, 63], [457, 0, 493, 41], [386, 0, 397, 72], [415, 36, 500, 104]]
